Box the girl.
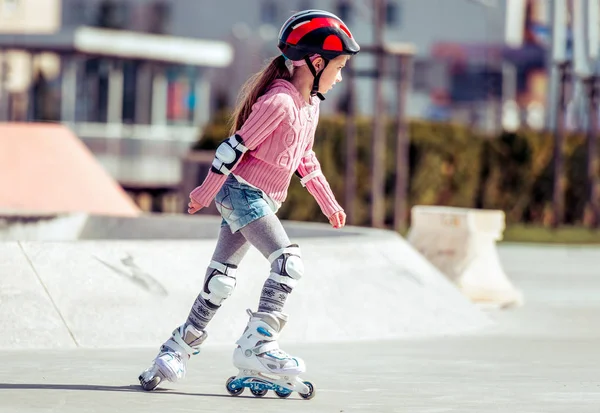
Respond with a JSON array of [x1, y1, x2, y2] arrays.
[[139, 9, 360, 397]]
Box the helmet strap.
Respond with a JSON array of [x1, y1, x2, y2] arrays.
[[304, 55, 328, 101]]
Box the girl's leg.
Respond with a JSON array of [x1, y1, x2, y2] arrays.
[[139, 224, 251, 391], [229, 214, 309, 396], [238, 213, 301, 313], [186, 224, 251, 330]]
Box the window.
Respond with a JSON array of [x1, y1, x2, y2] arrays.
[[386, 1, 401, 27], [2, 0, 19, 15], [97, 0, 129, 29], [412, 60, 429, 92], [336, 1, 351, 23], [148, 1, 170, 34], [261, 1, 278, 24], [411, 59, 448, 92], [65, 0, 91, 26], [450, 65, 502, 102]]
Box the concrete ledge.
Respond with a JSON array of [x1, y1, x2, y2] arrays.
[[0, 212, 372, 240], [0, 213, 490, 349], [408, 205, 523, 308]]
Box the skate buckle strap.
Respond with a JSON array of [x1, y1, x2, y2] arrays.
[[165, 337, 191, 357], [169, 329, 201, 357], [255, 324, 280, 340], [253, 341, 279, 355]]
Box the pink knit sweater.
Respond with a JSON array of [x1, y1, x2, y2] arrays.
[[190, 79, 343, 218]]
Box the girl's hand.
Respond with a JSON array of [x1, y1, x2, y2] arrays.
[[329, 210, 346, 229], [188, 199, 203, 214]]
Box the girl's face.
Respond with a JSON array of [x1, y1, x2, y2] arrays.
[[314, 55, 350, 94]]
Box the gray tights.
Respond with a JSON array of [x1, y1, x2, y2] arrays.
[[186, 213, 296, 331]]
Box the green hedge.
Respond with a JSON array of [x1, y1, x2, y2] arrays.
[[192, 111, 595, 227]]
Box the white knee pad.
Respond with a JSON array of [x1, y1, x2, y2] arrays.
[[267, 244, 304, 291], [201, 261, 237, 306]]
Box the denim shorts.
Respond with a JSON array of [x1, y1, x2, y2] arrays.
[[215, 175, 275, 233]]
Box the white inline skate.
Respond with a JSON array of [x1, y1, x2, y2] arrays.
[[225, 309, 315, 399], [139, 323, 207, 391]]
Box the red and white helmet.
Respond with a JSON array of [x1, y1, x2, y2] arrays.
[[278, 9, 360, 62]]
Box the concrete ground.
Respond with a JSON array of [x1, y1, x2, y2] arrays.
[[1, 243, 599, 413]]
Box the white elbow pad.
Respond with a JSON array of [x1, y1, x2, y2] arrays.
[[211, 135, 248, 175]]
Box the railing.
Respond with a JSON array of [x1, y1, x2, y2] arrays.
[[63, 122, 201, 142]]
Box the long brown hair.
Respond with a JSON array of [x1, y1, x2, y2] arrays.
[[229, 55, 292, 135]]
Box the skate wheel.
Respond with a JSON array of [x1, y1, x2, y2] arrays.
[[299, 381, 315, 400], [250, 388, 268, 397], [275, 389, 292, 398], [226, 376, 244, 396], [139, 374, 161, 392]]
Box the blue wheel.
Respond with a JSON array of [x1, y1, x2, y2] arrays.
[[226, 376, 244, 396], [299, 381, 315, 400], [275, 388, 292, 398], [250, 388, 268, 397]]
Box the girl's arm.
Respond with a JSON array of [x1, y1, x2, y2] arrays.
[[296, 145, 343, 219], [190, 93, 290, 207]]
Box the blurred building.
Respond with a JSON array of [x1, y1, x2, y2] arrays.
[[0, 0, 233, 202], [0, 0, 61, 32], [0, 0, 550, 209], [2, 0, 550, 129], [156, 0, 538, 132], [120, 0, 544, 131], [155, 0, 512, 125]]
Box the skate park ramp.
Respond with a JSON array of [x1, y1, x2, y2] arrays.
[[0, 123, 140, 217], [0, 212, 491, 349], [0, 211, 367, 240]]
